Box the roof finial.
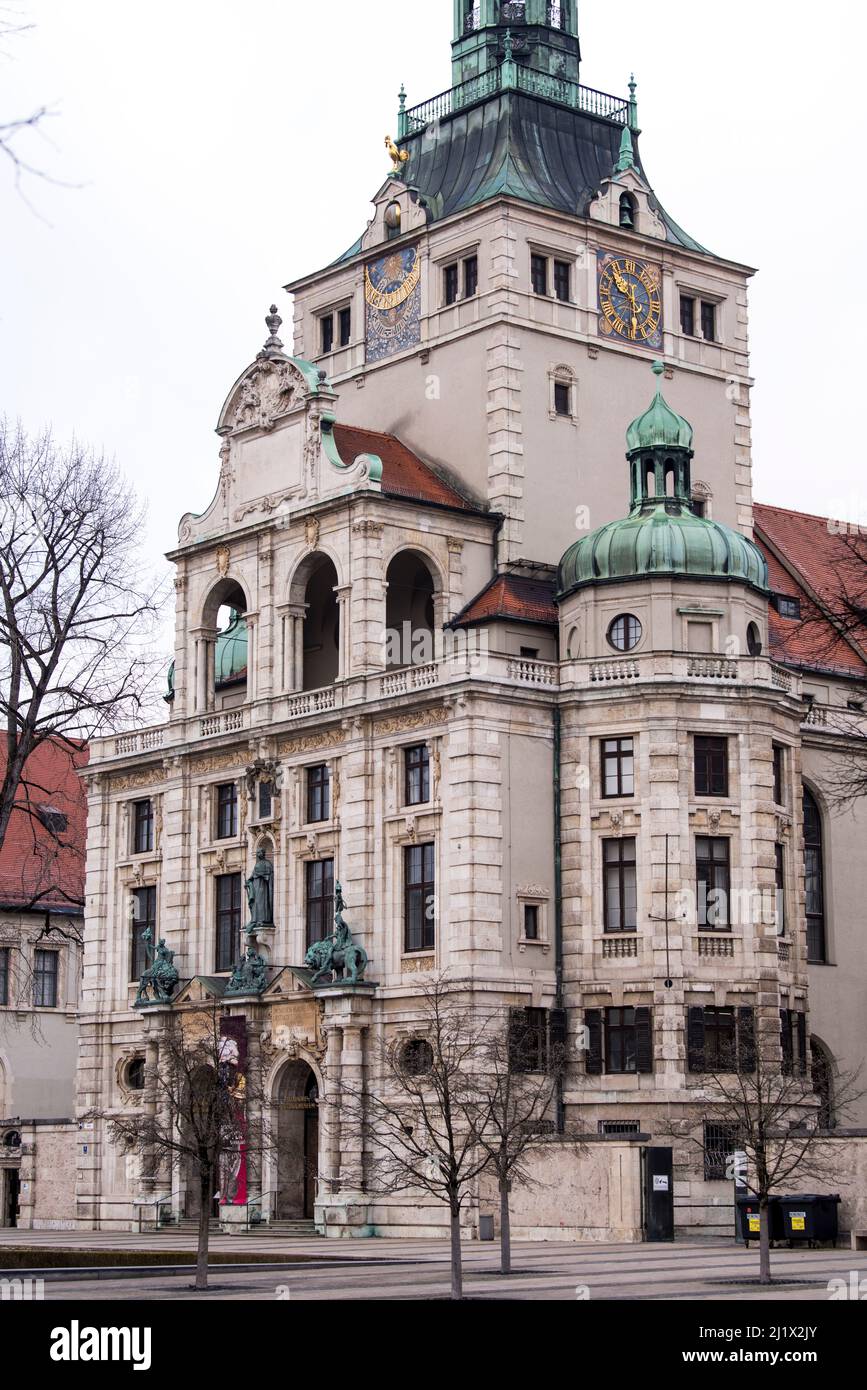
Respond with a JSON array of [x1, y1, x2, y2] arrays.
[[260, 304, 284, 359], [652, 359, 665, 377], [504, 27, 513, 61], [398, 83, 407, 112], [628, 73, 639, 133]]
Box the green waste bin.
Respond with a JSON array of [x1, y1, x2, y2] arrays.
[[779, 1195, 841, 1248], [735, 1194, 784, 1247]]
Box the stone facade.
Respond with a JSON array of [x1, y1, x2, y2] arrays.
[[72, 5, 866, 1239]]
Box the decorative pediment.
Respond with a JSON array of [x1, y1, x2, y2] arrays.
[[218, 355, 322, 438], [589, 166, 667, 241], [361, 178, 430, 252], [172, 976, 228, 1005]]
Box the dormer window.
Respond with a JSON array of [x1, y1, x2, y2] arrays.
[[774, 595, 802, 621], [619, 192, 637, 231]]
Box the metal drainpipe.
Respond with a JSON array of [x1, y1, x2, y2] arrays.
[[553, 704, 565, 1134]]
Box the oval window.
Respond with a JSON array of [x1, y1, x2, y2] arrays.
[[747, 622, 763, 657], [126, 1057, 146, 1092], [607, 614, 643, 653]]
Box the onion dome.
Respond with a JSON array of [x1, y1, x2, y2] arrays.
[[558, 362, 768, 599]]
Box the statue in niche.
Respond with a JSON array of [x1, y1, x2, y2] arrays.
[[245, 847, 274, 933]]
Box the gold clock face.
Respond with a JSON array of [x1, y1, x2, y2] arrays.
[[597, 252, 663, 348]]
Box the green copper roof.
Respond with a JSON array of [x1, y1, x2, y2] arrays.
[[558, 362, 768, 599], [626, 360, 694, 452], [216, 609, 248, 686], [558, 506, 769, 597]]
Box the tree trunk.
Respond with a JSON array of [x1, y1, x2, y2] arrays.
[[449, 1201, 463, 1301], [500, 1179, 512, 1275], [758, 1193, 772, 1286], [196, 1165, 212, 1291]]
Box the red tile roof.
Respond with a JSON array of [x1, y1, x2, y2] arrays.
[[451, 574, 558, 628], [754, 504, 867, 678], [332, 424, 480, 513], [0, 740, 88, 914]]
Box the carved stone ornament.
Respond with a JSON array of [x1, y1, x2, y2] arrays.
[[278, 730, 345, 757], [609, 810, 623, 837], [216, 545, 230, 578], [304, 516, 320, 549], [231, 359, 300, 435], [707, 809, 722, 835], [776, 813, 792, 843], [405, 815, 417, 842], [374, 706, 448, 737]]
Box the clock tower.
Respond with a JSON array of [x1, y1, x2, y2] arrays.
[[452, 1, 581, 88]]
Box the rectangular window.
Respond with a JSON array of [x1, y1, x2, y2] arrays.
[[523, 904, 540, 941], [602, 736, 635, 798], [598, 1120, 641, 1136], [773, 744, 786, 806], [131, 885, 157, 980], [215, 873, 242, 973], [404, 843, 435, 953], [405, 744, 431, 807], [463, 255, 478, 299], [508, 1006, 567, 1074], [694, 735, 729, 797], [0, 948, 9, 1006], [688, 1005, 755, 1074], [700, 300, 717, 342], [553, 259, 571, 302], [338, 306, 352, 348], [554, 380, 571, 417], [306, 764, 331, 824], [780, 1008, 795, 1076], [696, 836, 731, 930], [603, 837, 637, 933], [775, 843, 786, 935], [320, 314, 334, 355], [531, 253, 548, 296], [132, 799, 154, 855], [586, 1007, 653, 1075], [33, 950, 58, 1009], [680, 295, 696, 336], [305, 858, 335, 950], [257, 780, 274, 821], [216, 783, 238, 840], [704, 1121, 739, 1181], [443, 263, 459, 306]]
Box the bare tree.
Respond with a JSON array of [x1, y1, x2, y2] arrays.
[[338, 975, 496, 1300], [93, 1008, 272, 1291], [685, 1048, 864, 1286], [0, 420, 168, 908], [0, 6, 56, 197], [475, 1012, 567, 1275]]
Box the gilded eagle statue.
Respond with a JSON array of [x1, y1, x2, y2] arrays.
[[385, 134, 409, 175]]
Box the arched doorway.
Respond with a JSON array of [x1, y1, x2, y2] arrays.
[[385, 551, 437, 668], [275, 1061, 319, 1220]]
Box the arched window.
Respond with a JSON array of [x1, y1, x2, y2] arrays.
[[385, 552, 437, 669], [619, 192, 637, 231], [303, 557, 340, 690], [803, 788, 826, 963]]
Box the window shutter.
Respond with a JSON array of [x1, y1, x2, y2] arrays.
[[780, 1009, 793, 1075], [508, 1007, 529, 1074], [549, 1007, 568, 1071], [797, 1012, 808, 1078], [687, 1007, 706, 1073], [738, 1007, 756, 1073], [585, 1009, 603, 1075], [634, 1007, 654, 1074]]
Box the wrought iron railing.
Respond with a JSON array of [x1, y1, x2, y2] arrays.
[[500, 1, 526, 20], [463, 4, 481, 32], [401, 68, 629, 135]]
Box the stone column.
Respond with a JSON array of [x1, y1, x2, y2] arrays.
[[314, 984, 376, 1238], [335, 585, 352, 681], [245, 1009, 264, 1214], [321, 1025, 342, 1194], [245, 612, 259, 703], [192, 628, 218, 714], [140, 1031, 160, 1196]]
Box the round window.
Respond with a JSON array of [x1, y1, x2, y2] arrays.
[[607, 614, 643, 653], [126, 1057, 146, 1092], [747, 622, 763, 657], [3, 1130, 21, 1149], [400, 1038, 434, 1077]]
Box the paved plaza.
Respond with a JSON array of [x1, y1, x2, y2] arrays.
[[1, 1230, 863, 1301]]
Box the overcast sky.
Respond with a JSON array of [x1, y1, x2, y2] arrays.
[[2, 0, 864, 641]]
